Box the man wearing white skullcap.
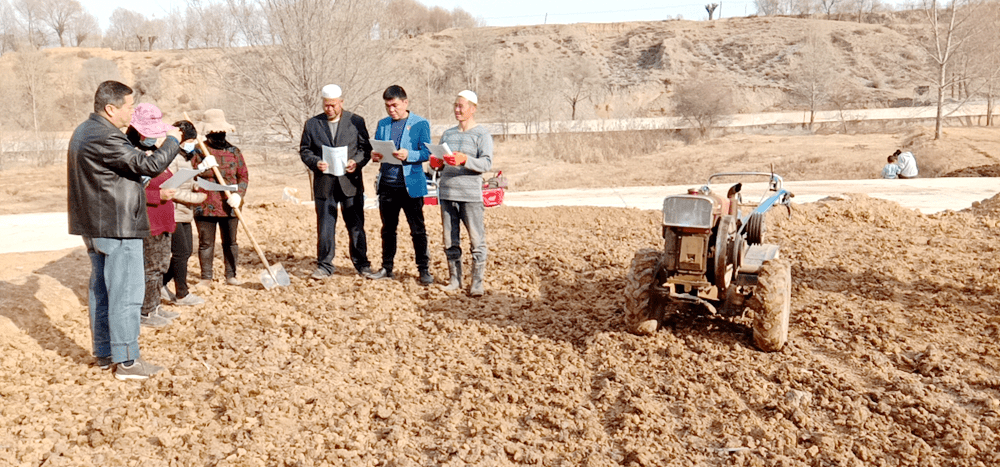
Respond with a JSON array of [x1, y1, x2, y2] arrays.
[[299, 84, 374, 279], [427, 90, 493, 297]]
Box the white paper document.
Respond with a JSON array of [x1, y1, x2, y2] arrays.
[[425, 143, 453, 159], [323, 145, 349, 176], [370, 140, 403, 165], [160, 168, 201, 190], [195, 178, 237, 192]]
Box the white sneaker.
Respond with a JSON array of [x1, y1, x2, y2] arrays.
[[154, 305, 180, 320], [114, 358, 164, 380], [173, 293, 206, 306], [160, 286, 177, 304]]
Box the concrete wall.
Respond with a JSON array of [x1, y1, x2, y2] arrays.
[[430, 103, 994, 137]]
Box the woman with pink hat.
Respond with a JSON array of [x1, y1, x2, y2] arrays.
[[126, 102, 182, 328], [191, 109, 249, 288]]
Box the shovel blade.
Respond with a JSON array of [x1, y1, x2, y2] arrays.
[[260, 263, 291, 290]]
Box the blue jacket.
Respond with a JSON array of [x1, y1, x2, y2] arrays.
[[373, 113, 431, 198]]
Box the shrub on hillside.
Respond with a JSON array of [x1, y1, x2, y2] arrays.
[[673, 76, 734, 138], [134, 67, 163, 101]]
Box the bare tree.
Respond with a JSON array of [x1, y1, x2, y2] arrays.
[[14, 46, 48, 131], [228, 0, 268, 45], [382, 0, 427, 38], [489, 55, 556, 138], [456, 33, 494, 93], [450, 7, 483, 28], [853, 0, 869, 22], [179, 2, 203, 49], [219, 0, 392, 141], [790, 32, 839, 130], [755, 0, 787, 15], [828, 81, 861, 133], [918, 0, 985, 139], [560, 61, 599, 120], [0, 0, 20, 53], [705, 3, 719, 19], [674, 74, 733, 137], [381, 0, 480, 38], [104, 8, 146, 50], [963, 1, 1000, 126], [819, 0, 839, 15], [791, 0, 818, 15], [142, 17, 166, 50], [14, 0, 46, 47], [68, 11, 99, 46], [200, 4, 239, 47], [427, 6, 449, 31], [38, 0, 81, 47]]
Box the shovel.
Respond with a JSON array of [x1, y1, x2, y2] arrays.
[[185, 113, 290, 289]]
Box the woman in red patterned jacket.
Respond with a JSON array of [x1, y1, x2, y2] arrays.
[[191, 109, 249, 288]]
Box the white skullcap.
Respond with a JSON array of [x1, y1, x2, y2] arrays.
[[457, 90, 478, 105], [322, 84, 342, 99]]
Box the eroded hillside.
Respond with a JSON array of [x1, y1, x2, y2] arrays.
[[0, 15, 931, 131]]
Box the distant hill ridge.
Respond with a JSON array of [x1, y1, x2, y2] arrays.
[[0, 15, 929, 131]]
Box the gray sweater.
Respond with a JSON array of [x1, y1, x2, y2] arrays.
[[437, 125, 493, 202]]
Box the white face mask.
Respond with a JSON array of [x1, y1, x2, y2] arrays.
[[182, 142, 196, 152]]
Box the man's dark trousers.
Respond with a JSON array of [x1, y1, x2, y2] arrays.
[[315, 183, 369, 274], [378, 184, 429, 273]]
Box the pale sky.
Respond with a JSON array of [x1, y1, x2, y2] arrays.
[[80, 0, 760, 31]]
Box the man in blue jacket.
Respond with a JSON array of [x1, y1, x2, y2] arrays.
[[365, 85, 434, 285]]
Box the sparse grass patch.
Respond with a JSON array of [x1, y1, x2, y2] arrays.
[[30, 150, 62, 168], [538, 131, 681, 164]]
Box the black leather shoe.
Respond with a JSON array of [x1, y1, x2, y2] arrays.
[[357, 266, 375, 277], [418, 269, 434, 286], [365, 268, 393, 280]]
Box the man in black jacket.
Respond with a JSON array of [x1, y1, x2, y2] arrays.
[[299, 84, 373, 279], [67, 80, 181, 380]]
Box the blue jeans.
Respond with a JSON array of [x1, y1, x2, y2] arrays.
[[440, 200, 487, 265], [84, 237, 143, 363]]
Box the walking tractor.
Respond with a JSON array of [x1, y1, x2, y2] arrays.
[[624, 172, 795, 351]]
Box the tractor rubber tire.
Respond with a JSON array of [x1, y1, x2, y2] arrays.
[[747, 212, 766, 245], [625, 248, 664, 336], [750, 257, 791, 352]]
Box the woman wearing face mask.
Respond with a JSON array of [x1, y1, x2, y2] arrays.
[[161, 120, 209, 306], [125, 103, 181, 328], [190, 109, 248, 288]]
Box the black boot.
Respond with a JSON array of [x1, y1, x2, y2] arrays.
[[418, 268, 434, 286]]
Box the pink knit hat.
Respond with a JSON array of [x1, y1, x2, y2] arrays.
[[130, 103, 172, 138]]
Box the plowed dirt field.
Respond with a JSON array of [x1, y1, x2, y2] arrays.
[[3, 191, 1000, 466]]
